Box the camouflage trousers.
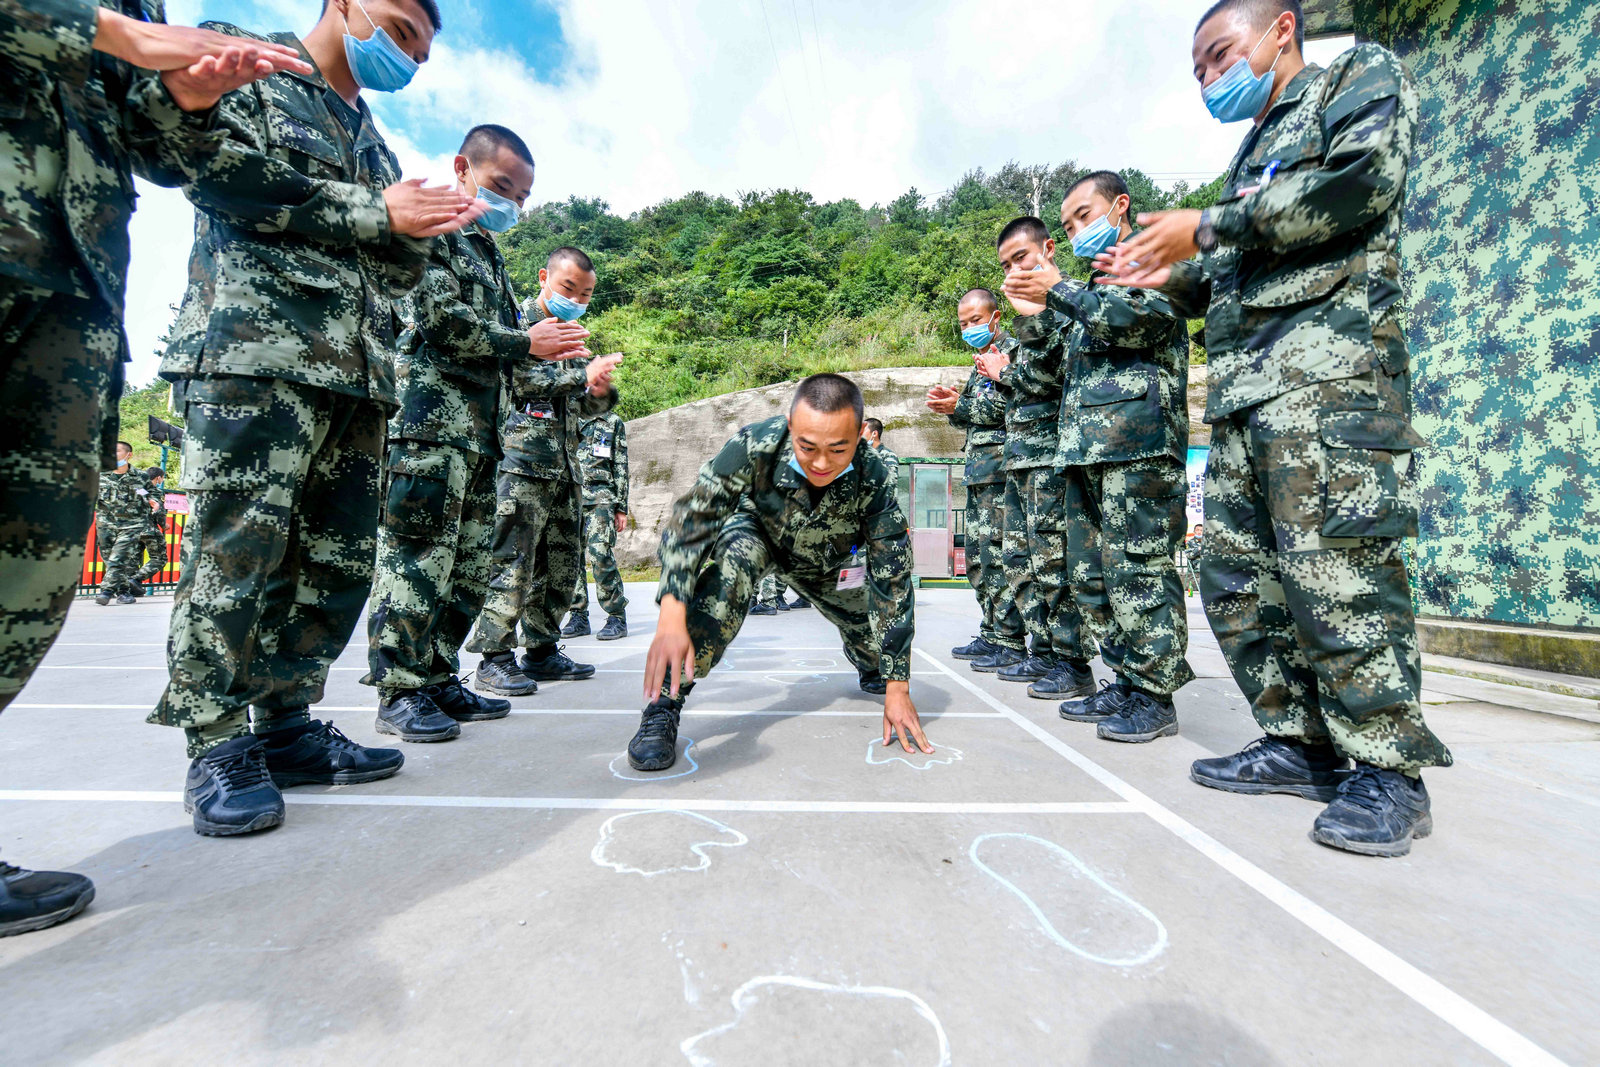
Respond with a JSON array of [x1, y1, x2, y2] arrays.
[[96, 518, 149, 596], [1200, 373, 1451, 773], [151, 376, 384, 758], [1063, 456, 1194, 696], [664, 512, 884, 703], [756, 572, 787, 607], [1002, 465, 1093, 662], [966, 479, 1022, 651], [467, 472, 582, 654], [133, 518, 168, 583], [364, 441, 497, 695], [568, 501, 628, 620], [0, 281, 122, 712]]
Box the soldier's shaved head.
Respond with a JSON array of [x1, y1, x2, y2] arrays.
[[790, 373, 864, 425], [996, 216, 1051, 250], [1196, 0, 1303, 49], [548, 246, 595, 275], [960, 288, 998, 316], [460, 124, 533, 168]]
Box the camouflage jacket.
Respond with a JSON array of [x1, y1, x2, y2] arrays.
[[874, 444, 900, 470], [1048, 274, 1190, 467], [948, 334, 1014, 486], [390, 227, 524, 457], [96, 469, 148, 526], [1161, 46, 1417, 422], [0, 0, 223, 314], [658, 416, 915, 681], [142, 472, 167, 526], [499, 299, 616, 482], [576, 412, 628, 510], [1004, 310, 1069, 470], [160, 27, 431, 407]]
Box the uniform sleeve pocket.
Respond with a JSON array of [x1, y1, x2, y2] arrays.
[[1319, 411, 1426, 539], [384, 445, 453, 539], [1124, 468, 1184, 557]]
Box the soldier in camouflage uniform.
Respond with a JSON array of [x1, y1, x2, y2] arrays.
[[928, 288, 1023, 663], [0, 0, 310, 933], [1006, 171, 1195, 744], [150, 0, 489, 837], [751, 572, 788, 614], [861, 418, 900, 471], [563, 410, 630, 640], [630, 374, 929, 772], [1101, 0, 1450, 856], [466, 247, 620, 693], [364, 125, 589, 742], [972, 217, 1097, 697], [94, 442, 152, 604], [129, 465, 169, 591]]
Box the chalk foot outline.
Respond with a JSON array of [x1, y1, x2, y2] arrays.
[[591, 809, 748, 877], [864, 739, 965, 770], [610, 737, 698, 781]]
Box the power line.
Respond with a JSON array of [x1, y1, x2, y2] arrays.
[[789, 0, 818, 130], [758, 0, 804, 160], [808, 0, 826, 84]]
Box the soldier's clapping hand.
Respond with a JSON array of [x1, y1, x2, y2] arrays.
[[528, 318, 591, 360], [160, 43, 316, 112], [1095, 209, 1201, 286], [384, 179, 488, 239], [974, 349, 1010, 381], [925, 384, 959, 415], [94, 9, 310, 74], [586, 352, 623, 395]]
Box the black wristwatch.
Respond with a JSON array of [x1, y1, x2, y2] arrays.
[[1194, 208, 1217, 254]]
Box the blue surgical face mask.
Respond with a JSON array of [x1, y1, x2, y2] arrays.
[[544, 290, 588, 321], [1202, 22, 1284, 123], [467, 163, 521, 233], [1070, 208, 1122, 259], [961, 322, 994, 349], [788, 456, 853, 482], [343, 0, 419, 93]]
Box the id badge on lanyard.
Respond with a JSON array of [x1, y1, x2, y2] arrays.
[[836, 546, 865, 591], [593, 431, 612, 458]]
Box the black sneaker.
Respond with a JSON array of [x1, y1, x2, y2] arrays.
[[1190, 736, 1350, 802], [425, 676, 511, 721], [1027, 661, 1094, 700], [475, 652, 538, 696], [184, 736, 285, 837], [1312, 765, 1433, 857], [597, 615, 628, 641], [774, 598, 791, 612], [115, 593, 136, 605], [126, 582, 146, 597], [376, 690, 462, 742], [1097, 690, 1178, 743], [788, 596, 812, 609], [1060, 680, 1132, 722], [998, 654, 1054, 683], [0, 860, 95, 937], [261, 720, 404, 786], [749, 602, 777, 616], [561, 614, 591, 638], [93, 593, 111, 606], [951, 636, 996, 660], [627, 699, 682, 772], [858, 669, 888, 695], [970, 646, 1024, 673], [519, 646, 596, 681]]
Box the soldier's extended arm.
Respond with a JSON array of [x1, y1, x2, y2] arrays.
[[947, 373, 978, 431], [864, 474, 915, 684], [614, 419, 629, 513], [1046, 278, 1185, 346], [1008, 314, 1069, 402], [412, 241, 534, 362], [507, 357, 590, 402], [1210, 46, 1412, 254], [656, 431, 757, 605], [1158, 261, 1212, 319]]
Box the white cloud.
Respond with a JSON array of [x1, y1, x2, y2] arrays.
[[122, 1, 1354, 383]]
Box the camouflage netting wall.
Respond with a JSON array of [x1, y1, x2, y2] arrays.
[[1354, 0, 1600, 631]]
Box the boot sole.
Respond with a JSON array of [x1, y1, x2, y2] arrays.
[[1098, 722, 1179, 743], [1027, 681, 1095, 700], [374, 718, 462, 742], [474, 678, 538, 696], [1311, 813, 1432, 857], [526, 670, 596, 681], [596, 632, 628, 642], [1188, 769, 1343, 803], [188, 808, 285, 837], [0, 887, 95, 937], [950, 651, 984, 660], [269, 762, 406, 785], [627, 753, 678, 772], [969, 662, 1014, 674], [443, 709, 510, 722], [997, 673, 1048, 683], [1059, 709, 1117, 723]]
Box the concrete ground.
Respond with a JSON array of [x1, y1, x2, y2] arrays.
[[1, 584, 1596, 1066]]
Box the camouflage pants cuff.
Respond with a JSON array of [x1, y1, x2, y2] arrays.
[[252, 705, 313, 736], [184, 722, 252, 759]]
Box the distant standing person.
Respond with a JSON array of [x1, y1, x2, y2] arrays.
[[129, 466, 170, 593], [861, 417, 900, 471], [563, 410, 631, 641], [94, 442, 150, 606]]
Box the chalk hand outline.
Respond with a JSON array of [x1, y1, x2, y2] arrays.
[[865, 739, 964, 770], [591, 809, 749, 877]]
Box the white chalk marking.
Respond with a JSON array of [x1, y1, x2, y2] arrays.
[[591, 809, 749, 877], [913, 648, 1569, 1067], [3, 703, 1000, 718], [28, 665, 938, 676], [0, 790, 1136, 816], [969, 832, 1167, 967], [610, 738, 699, 781], [865, 739, 965, 771], [680, 975, 951, 1067]]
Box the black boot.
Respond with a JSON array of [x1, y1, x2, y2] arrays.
[[125, 581, 146, 597], [749, 601, 777, 616], [520, 645, 596, 681], [788, 596, 811, 609], [627, 699, 682, 772], [93, 593, 111, 606], [0, 859, 95, 937], [951, 636, 996, 660], [1027, 660, 1094, 700], [1312, 765, 1433, 857], [185, 735, 285, 837], [997, 652, 1054, 683], [1097, 689, 1178, 743], [1059, 680, 1132, 723], [970, 646, 1024, 673], [561, 613, 591, 638], [596, 615, 628, 641], [858, 668, 888, 695], [774, 597, 791, 612], [376, 690, 462, 742], [114, 593, 137, 605], [261, 720, 405, 786], [475, 652, 539, 696], [424, 676, 511, 721], [1190, 736, 1350, 802]]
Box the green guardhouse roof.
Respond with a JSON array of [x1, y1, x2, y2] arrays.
[[1301, 0, 1355, 37]]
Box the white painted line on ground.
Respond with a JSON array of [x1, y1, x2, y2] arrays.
[[6, 703, 1000, 718], [0, 790, 1137, 816], [913, 648, 1569, 1067], [30, 666, 941, 676]]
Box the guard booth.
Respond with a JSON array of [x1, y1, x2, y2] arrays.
[[893, 457, 966, 580]]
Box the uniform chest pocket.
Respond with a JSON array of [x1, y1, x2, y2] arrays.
[[1012, 399, 1058, 424], [265, 106, 346, 179], [1319, 411, 1426, 539]]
